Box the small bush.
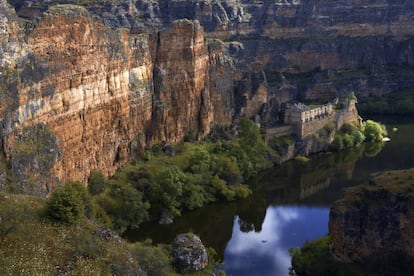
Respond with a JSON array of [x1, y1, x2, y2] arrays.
[[295, 156, 310, 163], [132, 241, 172, 276], [88, 170, 106, 196], [331, 136, 344, 151], [364, 120, 386, 142], [75, 233, 104, 260], [46, 181, 91, 224]]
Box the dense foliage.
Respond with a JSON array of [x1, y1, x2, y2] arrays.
[[45, 181, 92, 224], [49, 118, 276, 233], [330, 120, 386, 151]]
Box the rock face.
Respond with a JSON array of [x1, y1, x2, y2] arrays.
[[0, 0, 413, 194], [2, 4, 155, 195], [152, 20, 211, 142], [329, 169, 414, 265], [171, 233, 208, 273]]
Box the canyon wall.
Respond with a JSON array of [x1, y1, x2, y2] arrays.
[[1, 0, 414, 194], [0, 1, 235, 195]]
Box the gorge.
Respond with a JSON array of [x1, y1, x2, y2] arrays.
[[1, 0, 414, 275], [1, 0, 414, 195]]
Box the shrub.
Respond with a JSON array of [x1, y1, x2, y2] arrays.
[[212, 154, 242, 185], [342, 133, 354, 149], [110, 184, 150, 233], [88, 170, 106, 196], [238, 118, 261, 149], [46, 181, 91, 224], [353, 130, 365, 146], [364, 120, 386, 142], [75, 233, 104, 260], [149, 166, 185, 217], [331, 136, 344, 151], [132, 241, 172, 276]]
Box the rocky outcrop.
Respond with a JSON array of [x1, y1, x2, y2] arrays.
[[171, 233, 208, 273], [329, 168, 414, 265]]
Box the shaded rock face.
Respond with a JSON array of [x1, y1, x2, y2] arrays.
[[329, 169, 414, 266], [171, 233, 208, 273]]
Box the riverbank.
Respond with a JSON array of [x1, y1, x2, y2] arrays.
[[291, 168, 414, 276]]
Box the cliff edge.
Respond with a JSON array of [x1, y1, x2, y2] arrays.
[[329, 168, 414, 273]]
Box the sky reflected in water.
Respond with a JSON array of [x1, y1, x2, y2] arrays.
[[221, 206, 329, 276]]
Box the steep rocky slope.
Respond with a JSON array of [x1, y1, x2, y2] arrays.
[[329, 168, 414, 267], [1, 0, 414, 194]]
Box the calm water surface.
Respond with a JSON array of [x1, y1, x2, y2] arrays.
[[126, 116, 414, 276]]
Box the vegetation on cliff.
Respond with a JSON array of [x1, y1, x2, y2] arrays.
[[84, 118, 276, 232], [0, 193, 141, 275]]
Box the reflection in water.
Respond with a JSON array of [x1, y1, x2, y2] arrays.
[[222, 207, 329, 276], [125, 117, 414, 276]]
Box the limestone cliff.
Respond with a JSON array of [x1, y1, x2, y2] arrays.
[[151, 20, 210, 142], [0, 0, 414, 195], [329, 168, 414, 267], [1, 3, 155, 194], [0, 2, 235, 195]]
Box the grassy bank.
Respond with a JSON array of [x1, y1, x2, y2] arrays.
[[0, 192, 223, 275]]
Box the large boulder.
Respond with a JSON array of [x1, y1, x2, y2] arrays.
[[171, 233, 208, 272]]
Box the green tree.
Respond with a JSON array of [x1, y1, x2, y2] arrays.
[[364, 120, 386, 142], [238, 118, 261, 149], [110, 184, 150, 232], [88, 170, 107, 196], [331, 136, 344, 151], [149, 166, 186, 217], [46, 181, 90, 224], [212, 154, 242, 185], [353, 130, 365, 146], [342, 133, 354, 149]]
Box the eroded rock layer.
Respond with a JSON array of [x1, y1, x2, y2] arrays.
[[0, 0, 413, 194]]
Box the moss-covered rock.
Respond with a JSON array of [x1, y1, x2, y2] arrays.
[[10, 123, 60, 196], [171, 233, 208, 273]]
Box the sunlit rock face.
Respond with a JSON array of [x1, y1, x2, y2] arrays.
[[151, 20, 210, 142], [1, 0, 414, 193], [329, 169, 414, 266], [0, 2, 236, 193], [1, 4, 154, 190]]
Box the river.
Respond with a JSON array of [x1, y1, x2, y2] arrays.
[[125, 116, 414, 276]]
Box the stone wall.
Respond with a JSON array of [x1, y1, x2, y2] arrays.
[[283, 100, 359, 139], [264, 125, 294, 144], [284, 103, 335, 138], [335, 99, 360, 130]]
